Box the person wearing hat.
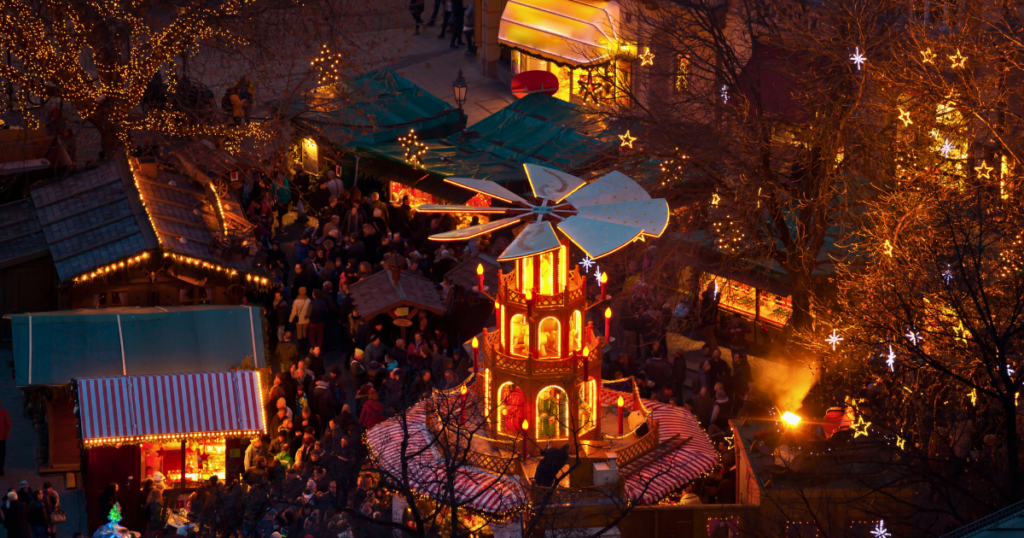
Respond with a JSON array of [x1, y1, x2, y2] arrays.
[[708, 389, 732, 434], [350, 349, 366, 387], [16, 481, 33, 504], [245, 435, 269, 471], [4, 491, 30, 538], [256, 509, 277, 538]]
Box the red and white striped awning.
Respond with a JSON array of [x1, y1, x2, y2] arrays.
[[76, 370, 265, 444]]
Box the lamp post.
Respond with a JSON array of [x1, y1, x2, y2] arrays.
[[453, 69, 468, 128]]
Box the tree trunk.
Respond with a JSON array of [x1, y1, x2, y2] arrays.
[[1004, 395, 1021, 500], [789, 273, 813, 330]]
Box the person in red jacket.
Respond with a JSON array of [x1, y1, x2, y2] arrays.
[[359, 390, 385, 430], [0, 398, 10, 476]]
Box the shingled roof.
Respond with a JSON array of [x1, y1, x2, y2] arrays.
[[348, 269, 445, 320], [0, 198, 49, 269], [444, 253, 500, 293], [30, 159, 158, 282]]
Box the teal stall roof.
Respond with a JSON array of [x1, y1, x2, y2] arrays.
[[7, 305, 265, 387], [271, 69, 463, 145]]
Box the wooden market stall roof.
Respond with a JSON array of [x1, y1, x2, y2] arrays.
[[498, 0, 621, 66], [348, 268, 445, 320], [0, 198, 49, 269], [443, 253, 500, 293]]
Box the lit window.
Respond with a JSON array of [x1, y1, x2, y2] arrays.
[[540, 251, 554, 295], [675, 55, 689, 93], [497, 382, 525, 435], [536, 385, 569, 439], [538, 317, 561, 358], [520, 256, 534, 294], [511, 314, 530, 357], [570, 310, 582, 351]]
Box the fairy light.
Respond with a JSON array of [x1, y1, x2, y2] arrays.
[[165, 252, 269, 287], [72, 252, 151, 284], [312, 44, 345, 85], [400, 129, 427, 166], [209, 183, 227, 234]]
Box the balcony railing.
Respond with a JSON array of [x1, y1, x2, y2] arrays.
[[500, 271, 586, 309]]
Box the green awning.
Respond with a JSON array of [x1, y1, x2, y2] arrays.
[[8, 305, 265, 386]]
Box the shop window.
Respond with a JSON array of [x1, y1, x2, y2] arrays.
[[536, 385, 569, 439], [180, 287, 213, 305], [144, 438, 227, 486], [497, 382, 526, 434], [538, 317, 560, 358], [569, 310, 582, 352], [511, 314, 529, 357], [92, 291, 127, 308]]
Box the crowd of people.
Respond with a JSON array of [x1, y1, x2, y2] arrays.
[[2, 481, 63, 538]]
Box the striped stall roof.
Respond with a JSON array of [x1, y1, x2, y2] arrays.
[[76, 370, 265, 442], [366, 400, 527, 515]]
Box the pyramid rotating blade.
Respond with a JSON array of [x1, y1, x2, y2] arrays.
[[566, 170, 651, 208], [556, 216, 644, 259], [497, 221, 561, 261], [523, 164, 585, 203], [429, 216, 527, 241], [574, 199, 669, 237], [445, 177, 530, 205], [416, 204, 512, 214]]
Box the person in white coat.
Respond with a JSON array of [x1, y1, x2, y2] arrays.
[[290, 287, 312, 342]]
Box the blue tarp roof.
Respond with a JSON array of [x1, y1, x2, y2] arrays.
[[8, 306, 265, 386], [272, 69, 463, 146]]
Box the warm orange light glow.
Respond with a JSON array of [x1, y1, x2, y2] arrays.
[[477, 263, 484, 276], [617, 396, 624, 408], [605, 307, 612, 319], [600, 271, 607, 284], [522, 419, 529, 430], [583, 346, 590, 356], [782, 412, 802, 426], [526, 290, 533, 301], [460, 385, 468, 395], [472, 337, 479, 349]]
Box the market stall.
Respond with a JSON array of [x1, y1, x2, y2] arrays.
[[74, 370, 265, 531]]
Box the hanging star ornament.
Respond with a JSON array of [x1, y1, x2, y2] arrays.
[[871, 520, 891, 538], [949, 49, 968, 69], [578, 256, 595, 273], [850, 47, 867, 70], [897, 108, 913, 127], [921, 48, 936, 64], [852, 415, 872, 438], [619, 130, 637, 148], [905, 328, 922, 346], [826, 329, 843, 350], [639, 47, 655, 66], [885, 345, 896, 372], [975, 160, 994, 180], [940, 138, 955, 158]]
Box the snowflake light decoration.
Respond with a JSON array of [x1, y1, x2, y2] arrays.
[[871, 520, 891, 538], [720, 85, 729, 103], [905, 328, 922, 346], [941, 265, 953, 285], [826, 329, 843, 350], [579, 256, 595, 273], [940, 138, 955, 158], [593, 266, 602, 284], [885, 345, 896, 372], [850, 47, 867, 70]]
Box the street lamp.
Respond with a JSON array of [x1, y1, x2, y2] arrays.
[[453, 69, 468, 127]]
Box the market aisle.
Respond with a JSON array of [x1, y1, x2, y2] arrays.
[[0, 348, 89, 536]]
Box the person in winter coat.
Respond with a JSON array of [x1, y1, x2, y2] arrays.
[[462, 3, 476, 54], [359, 391, 385, 429], [307, 289, 329, 350], [272, 292, 290, 342], [4, 492, 31, 538], [341, 207, 365, 239], [245, 436, 269, 471], [311, 376, 338, 434], [27, 489, 48, 538], [709, 390, 732, 434], [289, 287, 312, 343], [277, 332, 299, 371]]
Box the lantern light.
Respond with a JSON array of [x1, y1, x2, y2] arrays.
[[460, 385, 467, 395], [782, 411, 802, 426]]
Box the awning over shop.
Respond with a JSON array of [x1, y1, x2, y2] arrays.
[[499, 0, 621, 65], [76, 370, 264, 444], [7, 306, 265, 387], [272, 69, 462, 146]]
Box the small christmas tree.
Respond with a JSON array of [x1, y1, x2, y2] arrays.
[[108, 503, 122, 524]]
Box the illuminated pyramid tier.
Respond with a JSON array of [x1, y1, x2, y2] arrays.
[[421, 164, 669, 449]]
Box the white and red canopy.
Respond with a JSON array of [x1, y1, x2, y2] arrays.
[[75, 370, 265, 443]]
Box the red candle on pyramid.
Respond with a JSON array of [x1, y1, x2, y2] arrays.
[[476, 263, 485, 292], [617, 396, 625, 436]]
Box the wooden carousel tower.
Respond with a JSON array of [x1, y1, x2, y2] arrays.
[[419, 164, 669, 454]]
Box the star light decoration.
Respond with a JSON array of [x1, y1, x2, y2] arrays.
[[871, 520, 891, 538], [579, 256, 595, 273], [949, 49, 968, 69], [921, 48, 936, 64], [975, 160, 994, 180], [969, 388, 977, 406], [896, 436, 906, 450], [940, 138, 955, 158], [905, 328, 922, 346], [400, 129, 427, 166], [885, 345, 896, 372], [619, 130, 637, 148], [852, 415, 871, 438], [720, 85, 729, 103], [639, 47, 655, 66], [897, 108, 913, 127], [850, 47, 867, 70], [941, 265, 953, 284], [826, 329, 843, 350]]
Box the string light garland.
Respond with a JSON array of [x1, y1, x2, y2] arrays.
[[658, 150, 689, 186], [618, 130, 637, 148], [312, 44, 345, 85], [164, 252, 270, 287], [399, 129, 427, 166], [72, 252, 151, 284]]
